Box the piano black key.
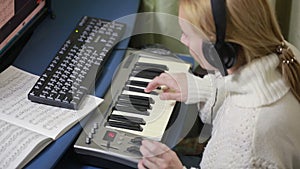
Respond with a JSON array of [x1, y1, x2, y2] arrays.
[[133, 66, 165, 74], [114, 105, 150, 116], [118, 93, 151, 105], [123, 86, 158, 95], [135, 62, 169, 71], [131, 70, 160, 79], [119, 94, 155, 104], [116, 102, 148, 112], [106, 121, 143, 132], [109, 114, 146, 125], [117, 99, 151, 109], [126, 80, 149, 88], [118, 95, 151, 106]]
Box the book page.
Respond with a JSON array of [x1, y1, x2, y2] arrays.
[[0, 119, 51, 169], [0, 66, 103, 139]]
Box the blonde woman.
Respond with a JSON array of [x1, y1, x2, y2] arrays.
[[138, 0, 300, 168]]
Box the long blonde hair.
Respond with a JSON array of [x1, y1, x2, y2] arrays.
[[180, 0, 300, 103]]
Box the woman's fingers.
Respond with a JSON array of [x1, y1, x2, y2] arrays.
[[138, 160, 148, 169], [140, 140, 160, 157], [140, 140, 170, 157], [142, 156, 168, 168], [145, 73, 177, 93], [138, 140, 183, 169], [144, 72, 188, 102]]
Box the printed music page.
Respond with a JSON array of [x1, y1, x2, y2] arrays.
[[0, 66, 103, 139], [0, 120, 51, 169]]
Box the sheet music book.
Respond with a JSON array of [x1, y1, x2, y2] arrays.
[[0, 66, 103, 169]]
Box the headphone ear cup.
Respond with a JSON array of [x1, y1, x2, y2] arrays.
[[202, 41, 238, 76], [202, 41, 218, 65], [202, 41, 228, 76], [218, 42, 237, 69]]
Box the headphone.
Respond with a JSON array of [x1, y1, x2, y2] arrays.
[[202, 0, 238, 76]]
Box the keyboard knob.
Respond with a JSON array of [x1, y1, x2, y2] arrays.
[[127, 146, 142, 156], [130, 137, 143, 145]]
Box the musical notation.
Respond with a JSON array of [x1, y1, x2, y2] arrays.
[[0, 66, 103, 169], [0, 120, 49, 169]]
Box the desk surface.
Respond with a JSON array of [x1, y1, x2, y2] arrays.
[[12, 0, 140, 168]]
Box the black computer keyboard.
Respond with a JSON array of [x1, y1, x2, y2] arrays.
[[28, 16, 126, 109]]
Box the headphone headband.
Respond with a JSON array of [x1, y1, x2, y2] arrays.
[[211, 0, 227, 48], [202, 0, 237, 76]]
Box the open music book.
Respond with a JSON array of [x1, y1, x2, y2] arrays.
[[0, 66, 103, 169]]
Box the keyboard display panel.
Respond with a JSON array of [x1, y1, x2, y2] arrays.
[[28, 16, 126, 109]]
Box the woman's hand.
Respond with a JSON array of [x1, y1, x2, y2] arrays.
[[138, 140, 183, 169], [144, 73, 188, 102]]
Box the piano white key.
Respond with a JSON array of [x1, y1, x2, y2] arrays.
[[108, 91, 176, 140], [122, 90, 153, 98], [128, 76, 151, 83], [137, 57, 191, 73], [108, 103, 175, 140]]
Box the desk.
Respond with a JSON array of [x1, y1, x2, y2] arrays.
[[12, 0, 140, 168]]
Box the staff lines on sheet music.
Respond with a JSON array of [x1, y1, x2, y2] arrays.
[[0, 129, 30, 167], [49, 109, 77, 130], [0, 96, 72, 130], [0, 71, 35, 102], [36, 105, 75, 130], [0, 125, 22, 155], [0, 129, 42, 169], [1, 96, 25, 116], [15, 104, 34, 120], [0, 68, 78, 131], [28, 106, 51, 125], [0, 121, 11, 136]]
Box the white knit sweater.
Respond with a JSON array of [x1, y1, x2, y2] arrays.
[[185, 44, 300, 168]]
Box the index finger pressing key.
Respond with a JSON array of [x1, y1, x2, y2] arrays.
[[144, 76, 167, 93]]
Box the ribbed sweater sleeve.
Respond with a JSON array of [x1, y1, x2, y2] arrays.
[[184, 73, 214, 104], [184, 72, 227, 124]]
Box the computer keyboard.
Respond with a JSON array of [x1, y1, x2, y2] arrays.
[[28, 16, 126, 109]]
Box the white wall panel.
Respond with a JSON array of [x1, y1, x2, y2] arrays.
[[289, 0, 300, 49]]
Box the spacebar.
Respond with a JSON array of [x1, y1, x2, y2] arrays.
[[106, 121, 143, 131]]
